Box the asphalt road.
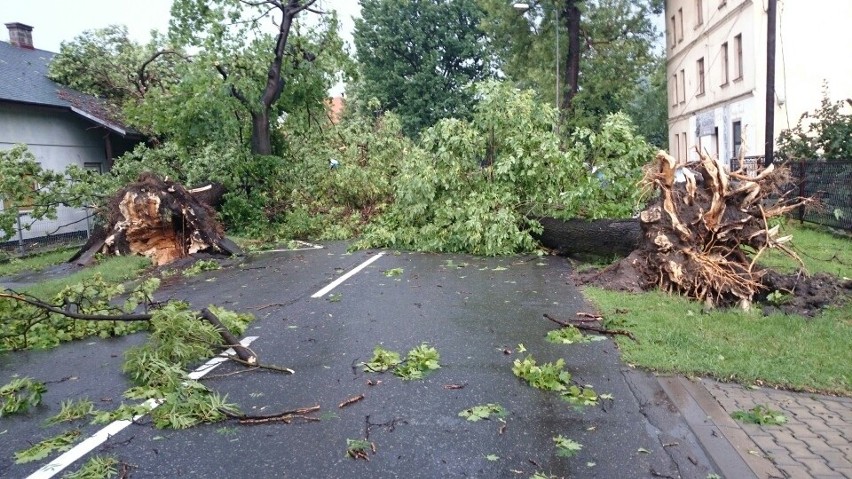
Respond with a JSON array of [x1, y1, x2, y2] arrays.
[[1, 243, 718, 478]]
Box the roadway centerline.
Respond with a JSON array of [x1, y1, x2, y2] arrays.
[[311, 252, 386, 298], [26, 336, 259, 479]]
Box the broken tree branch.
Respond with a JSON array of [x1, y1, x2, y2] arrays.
[[200, 308, 257, 365], [543, 313, 637, 341], [220, 404, 321, 424]]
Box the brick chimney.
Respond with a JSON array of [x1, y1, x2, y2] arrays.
[[5, 22, 34, 49]]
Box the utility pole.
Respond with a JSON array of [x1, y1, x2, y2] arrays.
[[764, 0, 777, 167]]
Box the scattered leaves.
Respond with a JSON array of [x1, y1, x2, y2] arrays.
[[545, 326, 605, 344], [553, 435, 583, 458], [45, 399, 96, 426], [62, 455, 119, 479], [459, 403, 507, 422], [1, 377, 47, 417], [383, 268, 404, 277], [731, 405, 788, 425], [485, 454, 499, 461], [15, 429, 81, 464], [182, 259, 221, 277], [363, 346, 402, 372]]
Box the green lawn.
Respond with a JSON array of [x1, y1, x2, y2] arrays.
[[0, 247, 77, 278], [20, 255, 152, 299], [582, 222, 852, 395]]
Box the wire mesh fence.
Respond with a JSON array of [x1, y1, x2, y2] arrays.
[[0, 208, 94, 257], [729, 156, 852, 230]]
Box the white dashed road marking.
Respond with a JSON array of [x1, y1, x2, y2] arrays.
[[311, 252, 385, 298], [26, 336, 259, 479]]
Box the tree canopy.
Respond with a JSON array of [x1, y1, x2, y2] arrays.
[[478, 0, 665, 137], [354, 0, 492, 137]]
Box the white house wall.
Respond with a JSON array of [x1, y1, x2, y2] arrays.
[[0, 103, 107, 242]]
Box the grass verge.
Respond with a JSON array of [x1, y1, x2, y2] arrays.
[[582, 222, 851, 396], [0, 247, 78, 278], [21, 256, 152, 299]]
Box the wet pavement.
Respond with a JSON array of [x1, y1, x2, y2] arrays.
[[0, 243, 844, 478]]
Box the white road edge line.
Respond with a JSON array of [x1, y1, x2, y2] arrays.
[[26, 336, 259, 479], [311, 252, 386, 298]]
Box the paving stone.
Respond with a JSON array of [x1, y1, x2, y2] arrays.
[[819, 450, 852, 470], [801, 458, 841, 476], [835, 467, 852, 479], [777, 464, 815, 478], [813, 474, 847, 479], [783, 441, 821, 460], [786, 424, 820, 439]]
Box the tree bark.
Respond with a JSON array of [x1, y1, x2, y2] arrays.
[[535, 217, 641, 257], [561, 0, 582, 115]]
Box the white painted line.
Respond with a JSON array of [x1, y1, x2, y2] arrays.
[[311, 252, 386, 298], [255, 240, 324, 253], [26, 336, 259, 479]]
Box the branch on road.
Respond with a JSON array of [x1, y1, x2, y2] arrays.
[[543, 313, 637, 341]]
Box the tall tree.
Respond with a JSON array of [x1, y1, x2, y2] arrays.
[[169, 0, 339, 155], [354, 0, 491, 137], [479, 0, 663, 130]]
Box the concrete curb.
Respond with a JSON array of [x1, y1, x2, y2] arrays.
[[657, 375, 785, 479]]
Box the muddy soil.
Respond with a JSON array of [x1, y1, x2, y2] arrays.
[[578, 262, 851, 317]]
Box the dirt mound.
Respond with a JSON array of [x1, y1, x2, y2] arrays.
[[759, 270, 852, 317]]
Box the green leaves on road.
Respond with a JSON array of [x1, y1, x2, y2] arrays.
[[512, 356, 600, 406], [363, 344, 441, 380], [14, 429, 81, 464], [553, 435, 583, 458], [458, 403, 506, 422], [1, 377, 46, 418]]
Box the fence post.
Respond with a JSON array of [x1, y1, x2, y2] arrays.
[[16, 212, 25, 255], [797, 161, 806, 224]]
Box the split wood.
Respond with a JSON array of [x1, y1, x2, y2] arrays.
[[543, 313, 637, 341]]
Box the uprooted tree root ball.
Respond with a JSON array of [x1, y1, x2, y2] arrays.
[[70, 173, 240, 266], [581, 150, 818, 309]]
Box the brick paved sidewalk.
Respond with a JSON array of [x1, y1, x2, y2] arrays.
[[704, 380, 852, 479]]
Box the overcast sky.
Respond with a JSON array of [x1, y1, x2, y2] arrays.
[[2, 0, 361, 51]]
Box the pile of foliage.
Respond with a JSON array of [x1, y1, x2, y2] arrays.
[[356, 82, 653, 255]]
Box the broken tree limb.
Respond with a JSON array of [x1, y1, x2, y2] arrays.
[[543, 313, 637, 341], [0, 291, 153, 322], [225, 355, 294, 374], [338, 394, 365, 409], [219, 405, 321, 424], [200, 307, 257, 365]]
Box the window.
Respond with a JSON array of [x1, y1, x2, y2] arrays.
[[681, 133, 689, 162], [720, 42, 729, 85], [734, 34, 743, 80], [83, 162, 103, 174], [677, 8, 684, 42], [697, 58, 705, 95], [672, 74, 679, 106], [670, 15, 677, 48], [732, 121, 742, 159], [679, 69, 686, 103], [695, 0, 704, 26]]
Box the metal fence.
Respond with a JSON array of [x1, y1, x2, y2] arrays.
[[0, 209, 94, 257], [729, 156, 852, 231]]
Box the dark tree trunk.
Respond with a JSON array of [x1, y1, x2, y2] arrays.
[[561, 0, 582, 114], [535, 217, 641, 257], [251, 112, 273, 156]]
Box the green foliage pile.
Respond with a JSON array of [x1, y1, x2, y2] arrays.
[[512, 355, 599, 406], [731, 405, 788, 426], [553, 435, 583, 458], [0, 377, 47, 417], [357, 82, 653, 255], [0, 275, 158, 352], [363, 343, 441, 380], [45, 399, 96, 426]]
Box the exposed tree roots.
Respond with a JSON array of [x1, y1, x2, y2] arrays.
[[581, 150, 815, 308]]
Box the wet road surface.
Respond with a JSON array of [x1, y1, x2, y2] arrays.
[[1, 243, 716, 478]]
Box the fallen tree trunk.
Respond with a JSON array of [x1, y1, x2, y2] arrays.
[[70, 173, 241, 266], [535, 217, 640, 257]]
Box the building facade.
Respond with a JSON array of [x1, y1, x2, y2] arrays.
[[1, 23, 141, 244], [665, 0, 852, 167]]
